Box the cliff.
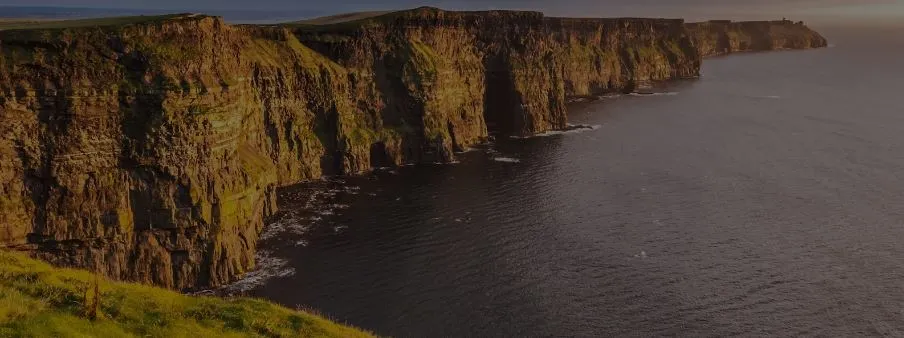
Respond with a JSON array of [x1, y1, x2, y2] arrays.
[[0, 8, 825, 290], [686, 19, 827, 57], [0, 250, 372, 337]]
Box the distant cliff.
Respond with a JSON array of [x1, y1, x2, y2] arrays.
[[0, 8, 825, 290], [686, 19, 827, 57]]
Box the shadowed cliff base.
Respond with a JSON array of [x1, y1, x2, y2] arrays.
[[0, 7, 827, 290]]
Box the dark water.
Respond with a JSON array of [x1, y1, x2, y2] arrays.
[[0, 6, 325, 24], [251, 25, 904, 336]]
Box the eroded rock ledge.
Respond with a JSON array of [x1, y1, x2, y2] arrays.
[[0, 8, 827, 290]]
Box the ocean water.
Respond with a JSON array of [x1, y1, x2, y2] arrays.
[[249, 24, 904, 336], [0, 6, 324, 24]]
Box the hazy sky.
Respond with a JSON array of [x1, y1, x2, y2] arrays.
[[2, 0, 902, 22]]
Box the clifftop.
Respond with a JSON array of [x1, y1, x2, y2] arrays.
[[289, 7, 544, 27]]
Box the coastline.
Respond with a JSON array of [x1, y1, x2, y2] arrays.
[[0, 7, 827, 291]]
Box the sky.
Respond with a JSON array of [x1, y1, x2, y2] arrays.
[[1, 0, 902, 23]]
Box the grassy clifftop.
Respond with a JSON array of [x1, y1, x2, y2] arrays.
[[0, 250, 372, 337]]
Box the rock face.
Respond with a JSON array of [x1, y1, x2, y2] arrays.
[[0, 8, 825, 290], [686, 19, 827, 57]]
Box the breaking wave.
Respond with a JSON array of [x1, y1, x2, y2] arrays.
[[510, 124, 602, 139], [493, 157, 521, 163], [628, 92, 679, 97], [219, 250, 295, 294]]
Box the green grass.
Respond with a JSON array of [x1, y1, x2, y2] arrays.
[[0, 250, 373, 338]]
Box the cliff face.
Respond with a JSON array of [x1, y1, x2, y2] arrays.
[[293, 9, 700, 139], [686, 20, 828, 57], [0, 9, 823, 290], [0, 16, 281, 290]]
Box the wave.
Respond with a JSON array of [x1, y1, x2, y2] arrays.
[[258, 212, 314, 241], [493, 157, 521, 163], [219, 250, 296, 294], [628, 92, 679, 97], [510, 124, 602, 139]]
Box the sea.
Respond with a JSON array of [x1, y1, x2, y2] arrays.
[[243, 23, 904, 336]]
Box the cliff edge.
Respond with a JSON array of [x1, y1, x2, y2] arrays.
[[0, 8, 826, 290], [686, 19, 827, 57]]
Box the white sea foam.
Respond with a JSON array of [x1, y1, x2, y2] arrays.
[[629, 92, 679, 97], [510, 124, 602, 139], [258, 212, 314, 241], [493, 157, 521, 163], [220, 250, 296, 293]]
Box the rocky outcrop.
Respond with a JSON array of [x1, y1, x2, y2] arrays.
[[0, 8, 824, 290], [686, 19, 827, 57]]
